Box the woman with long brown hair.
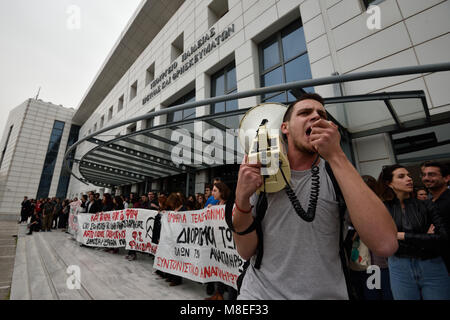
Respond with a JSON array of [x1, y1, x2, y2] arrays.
[[377, 164, 450, 299], [197, 193, 207, 209]]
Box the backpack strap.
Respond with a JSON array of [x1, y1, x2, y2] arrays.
[[225, 191, 267, 270], [253, 192, 268, 269], [324, 161, 353, 299], [227, 161, 352, 298]]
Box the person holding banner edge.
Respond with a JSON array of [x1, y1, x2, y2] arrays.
[[232, 93, 398, 299], [205, 182, 238, 301], [163, 193, 186, 287]]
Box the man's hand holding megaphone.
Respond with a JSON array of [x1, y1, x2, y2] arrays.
[[235, 155, 262, 214], [309, 118, 344, 163]]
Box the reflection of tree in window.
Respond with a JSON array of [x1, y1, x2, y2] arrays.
[[260, 19, 314, 103]]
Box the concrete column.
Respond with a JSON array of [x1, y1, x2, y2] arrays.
[[195, 170, 209, 193], [352, 133, 395, 178], [235, 40, 259, 109]]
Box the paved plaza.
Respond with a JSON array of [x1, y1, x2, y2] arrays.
[[9, 224, 206, 300]]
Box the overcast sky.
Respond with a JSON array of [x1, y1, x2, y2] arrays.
[[0, 0, 142, 138]]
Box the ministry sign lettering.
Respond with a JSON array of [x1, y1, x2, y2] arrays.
[[142, 24, 235, 105]]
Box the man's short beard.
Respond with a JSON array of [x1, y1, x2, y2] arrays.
[[294, 140, 316, 155], [427, 181, 445, 191]]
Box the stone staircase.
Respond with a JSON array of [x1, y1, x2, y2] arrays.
[[0, 221, 18, 300], [10, 226, 205, 300]]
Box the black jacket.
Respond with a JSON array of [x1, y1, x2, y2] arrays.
[[385, 197, 448, 260], [87, 200, 102, 214], [434, 189, 450, 273]]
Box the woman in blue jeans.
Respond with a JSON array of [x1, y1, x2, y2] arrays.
[[377, 164, 450, 300]]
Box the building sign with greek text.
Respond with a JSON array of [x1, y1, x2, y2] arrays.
[[142, 24, 235, 105]]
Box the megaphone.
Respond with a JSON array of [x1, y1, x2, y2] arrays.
[[238, 103, 291, 193]]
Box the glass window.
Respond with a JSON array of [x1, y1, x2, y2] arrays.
[[211, 62, 237, 114], [56, 125, 80, 198], [183, 107, 196, 120], [260, 19, 314, 103], [262, 67, 283, 87], [262, 40, 280, 71], [285, 54, 314, 93], [282, 25, 307, 61], [214, 74, 225, 96], [36, 120, 66, 199], [146, 117, 154, 129], [227, 67, 237, 91], [171, 110, 183, 122], [167, 90, 196, 123], [265, 93, 287, 103], [214, 102, 226, 114], [226, 89, 238, 112], [54, 121, 65, 130]]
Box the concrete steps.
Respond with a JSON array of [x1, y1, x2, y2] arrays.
[[11, 226, 206, 300], [34, 233, 92, 300]]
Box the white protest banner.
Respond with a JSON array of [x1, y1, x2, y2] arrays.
[[125, 209, 159, 255], [67, 202, 81, 239], [67, 212, 79, 239], [76, 209, 141, 247], [153, 205, 245, 290]]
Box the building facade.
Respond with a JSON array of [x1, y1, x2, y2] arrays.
[[0, 99, 78, 220], [11, 0, 449, 202]]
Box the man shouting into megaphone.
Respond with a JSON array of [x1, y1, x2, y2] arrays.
[[232, 93, 398, 300]]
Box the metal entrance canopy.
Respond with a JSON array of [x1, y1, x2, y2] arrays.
[[64, 62, 450, 188]]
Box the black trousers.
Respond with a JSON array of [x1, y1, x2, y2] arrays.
[[52, 214, 59, 228], [58, 214, 68, 228], [20, 212, 28, 222], [28, 223, 41, 234]]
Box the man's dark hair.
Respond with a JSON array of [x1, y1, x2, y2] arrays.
[[283, 93, 325, 122], [420, 160, 449, 177], [205, 184, 213, 190]]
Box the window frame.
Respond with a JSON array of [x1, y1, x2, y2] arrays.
[[129, 81, 138, 102], [167, 90, 196, 123], [118, 95, 124, 112], [108, 106, 114, 121], [211, 61, 237, 114], [259, 19, 312, 103]]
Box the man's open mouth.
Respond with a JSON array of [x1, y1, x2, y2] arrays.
[[306, 127, 312, 136]]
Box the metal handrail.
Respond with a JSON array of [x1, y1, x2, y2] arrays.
[[63, 62, 450, 185]]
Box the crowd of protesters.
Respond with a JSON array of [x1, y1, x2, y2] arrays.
[[20, 197, 71, 234], [345, 160, 450, 300], [19, 176, 237, 300], [19, 159, 450, 300]]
